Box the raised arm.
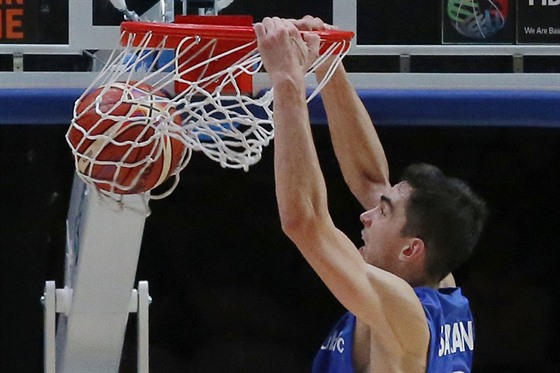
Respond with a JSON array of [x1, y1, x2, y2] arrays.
[[293, 16, 390, 209], [317, 64, 390, 209], [255, 18, 428, 346]]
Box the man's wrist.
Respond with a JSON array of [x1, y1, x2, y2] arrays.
[[316, 60, 345, 81], [271, 71, 306, 90]]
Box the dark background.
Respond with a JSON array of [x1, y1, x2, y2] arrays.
[[1, 123, 559, 372], [1, 0, 560, 372]]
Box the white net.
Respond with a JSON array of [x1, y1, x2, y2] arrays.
[[66, 21, 353, 199]]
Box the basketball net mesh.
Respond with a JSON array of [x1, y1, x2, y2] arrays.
[[67, 24, 352, 199]]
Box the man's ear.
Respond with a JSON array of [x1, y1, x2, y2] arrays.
[[399, 238, 425, 261]]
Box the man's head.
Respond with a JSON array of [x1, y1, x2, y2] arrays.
[[399, 163, 488, 284], [359, 163, 487, 286]]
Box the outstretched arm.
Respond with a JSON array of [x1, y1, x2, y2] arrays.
[[255, 19, 428, 348], [294, 16, 390, 210], [255, 17, 327, 239], [255, 18, 380, 316], [317, 63, 390, 209]]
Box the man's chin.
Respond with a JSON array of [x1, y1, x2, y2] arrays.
[[358, 246, 366, 259]]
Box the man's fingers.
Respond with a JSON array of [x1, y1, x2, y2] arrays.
[[254, 22, 265, 39], [303, 32, 321, 57], [255, 16, 321, 75], [302, 33, 321, 69], [291, 15, 336, 31]]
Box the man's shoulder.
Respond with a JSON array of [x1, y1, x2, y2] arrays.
[[414, 286, 472, 323]]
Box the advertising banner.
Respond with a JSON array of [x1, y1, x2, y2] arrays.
[[442, 0, 515, 43], [517, 0, 560, 43]]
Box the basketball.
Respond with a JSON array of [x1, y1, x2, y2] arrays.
[[67, 82, 187, 194]]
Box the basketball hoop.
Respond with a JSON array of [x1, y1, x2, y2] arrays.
[[67, 16, 354, 199]]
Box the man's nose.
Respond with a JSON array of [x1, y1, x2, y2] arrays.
[[360, 210, 372, 227]]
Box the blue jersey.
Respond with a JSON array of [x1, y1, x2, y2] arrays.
[[312, 287, 474, 373], [415, 287, 474, 373], [311, 312, 356, 373]]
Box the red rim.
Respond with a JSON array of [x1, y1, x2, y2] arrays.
[[121, 21, 354, 48]]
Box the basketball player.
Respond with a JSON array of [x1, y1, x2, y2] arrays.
[[255, 16, 488, 372]]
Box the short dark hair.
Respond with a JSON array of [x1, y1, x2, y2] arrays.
[[399, 163, 488, 282]]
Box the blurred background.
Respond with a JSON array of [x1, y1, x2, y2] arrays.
[[1, 0, 559, 372]]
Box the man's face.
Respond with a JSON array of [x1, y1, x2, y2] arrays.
[[359, 182, 413, 271]]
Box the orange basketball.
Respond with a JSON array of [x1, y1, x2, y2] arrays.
[[68, 82, 186, 194]]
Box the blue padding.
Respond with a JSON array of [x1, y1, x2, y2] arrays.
[[308, 89, 560, 128], [0, 89, 84, 125], [1, 88, 559, 127]]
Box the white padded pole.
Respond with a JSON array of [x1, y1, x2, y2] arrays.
[[137, 281, 151, 373], [55, 175, 149, 373], [43, 281, 56, 373]]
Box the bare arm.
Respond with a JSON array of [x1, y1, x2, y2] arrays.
[[255, 18, 427, 350], [317, 64, 390, 209], [293, 16, 390, 209]]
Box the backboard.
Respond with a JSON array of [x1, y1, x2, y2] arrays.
[[0, 0, 558, 92], [0, 1, 558, 372]]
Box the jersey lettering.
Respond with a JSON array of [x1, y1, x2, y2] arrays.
[[320, 330, 345, 353], [438, 320, 474, 357]]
